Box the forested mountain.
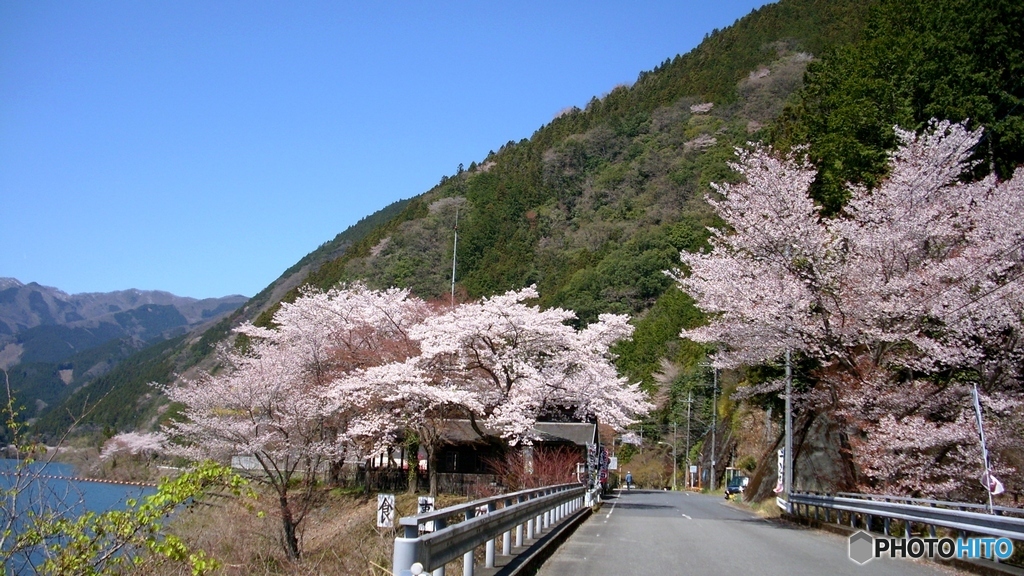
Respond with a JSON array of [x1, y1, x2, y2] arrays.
[[31, 0, 876, 438], [33, 0, 1024, 502]]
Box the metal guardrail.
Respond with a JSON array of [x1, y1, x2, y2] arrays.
[[832, 492, 1024, 518], [392, 483, 595, 576], [790, 492, 1024, 541]]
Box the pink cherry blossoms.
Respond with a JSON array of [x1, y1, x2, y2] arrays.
[[671, 120, 1024, 499], [161, 283, 649, 553], [100, 431, 167, 460], [408, 286, 649, 444]]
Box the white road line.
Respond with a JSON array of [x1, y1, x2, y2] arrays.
[[606, 498, 619, 519], [681, 513, 692, 519]]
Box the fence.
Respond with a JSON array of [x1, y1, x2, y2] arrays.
[[392, 483, 598, 576], [789, 491, 1024, 541]]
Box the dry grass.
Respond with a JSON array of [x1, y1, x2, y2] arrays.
[[151, 488, 468, 576], [742, 497, 783, 519]]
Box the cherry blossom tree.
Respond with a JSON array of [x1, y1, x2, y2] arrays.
[[162, 283, 427, 559], [407, 286, 650, 449], [100, 431, 166, 460], [366, 286, 651, 495], [670, 120, 1024, 498]]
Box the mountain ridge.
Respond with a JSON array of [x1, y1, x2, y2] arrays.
[[0, 278, 247, 424], [30, 0, 876, 439]]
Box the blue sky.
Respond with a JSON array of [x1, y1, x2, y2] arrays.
[[1, 1, 772, 299]]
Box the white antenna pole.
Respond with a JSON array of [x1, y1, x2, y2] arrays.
[[972, 384, 995, 514], [450, 208, 459, 308]]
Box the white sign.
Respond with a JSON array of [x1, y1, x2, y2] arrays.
[[417, 496, 435, 532], [773, 449, 785, 494], [377, 493, 396, 528], [609, 456, 618, 470]]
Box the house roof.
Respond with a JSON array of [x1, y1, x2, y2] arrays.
[[440, 419, 597, 446]]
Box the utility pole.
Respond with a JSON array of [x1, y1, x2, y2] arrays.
[[784, 348, 793, 503], [710, 367, 718, 492], [685, 390, 692, 489], [783, 245, 795, 508], [450, 208, 459, 308], [672, 420, 678, 491]]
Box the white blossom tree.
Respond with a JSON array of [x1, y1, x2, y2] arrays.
[[162, 283, 427, 559], [670, 120, 1024, 498], [408, 286, 650, 445], [100, 431, 166, 460]]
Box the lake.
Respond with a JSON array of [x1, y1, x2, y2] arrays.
[[1, 458, 156, 572]]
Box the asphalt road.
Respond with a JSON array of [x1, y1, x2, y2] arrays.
[[537, 489, 964, 576]]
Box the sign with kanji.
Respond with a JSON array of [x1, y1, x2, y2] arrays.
[[417, 496, 435, 533], [377, 493, 396, 528]]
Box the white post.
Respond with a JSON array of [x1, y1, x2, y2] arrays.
[[972, 384, 996, 514]]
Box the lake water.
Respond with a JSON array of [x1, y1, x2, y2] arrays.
[[1, 459, 156, 572], [0, 459, 155, 512]]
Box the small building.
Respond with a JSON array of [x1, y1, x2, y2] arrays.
[[434, 419, 597, 495]]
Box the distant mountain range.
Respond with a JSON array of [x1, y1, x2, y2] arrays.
[[0, 277, 246, 420]]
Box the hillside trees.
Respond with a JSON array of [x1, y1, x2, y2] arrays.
[[773, 0, 1024, 214], [670, 121, 1024, 498]]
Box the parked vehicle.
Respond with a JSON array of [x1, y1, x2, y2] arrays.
[[724, 475, 748, 499]]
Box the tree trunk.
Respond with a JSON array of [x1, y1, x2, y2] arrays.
[[406, 440, 420, 495], [427, 443, 438, 498], [279, 494, 301, 559], [329, 459, 344, 486]]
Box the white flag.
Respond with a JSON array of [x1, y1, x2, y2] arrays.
[[982, 472, 1005, 495]]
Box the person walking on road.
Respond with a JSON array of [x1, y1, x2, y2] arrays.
[[625, 471, 633, 490]]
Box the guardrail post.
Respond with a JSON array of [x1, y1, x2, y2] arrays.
[[484, 502, 497, 568], [393, 537, 422, 576], [884, 517, 890, 536], [462, 508, 476, 576], [501, 497, 513, 556]]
